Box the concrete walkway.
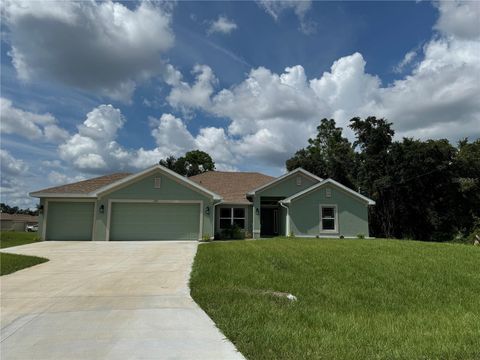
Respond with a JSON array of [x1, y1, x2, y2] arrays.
[[1, 241, 245, 359]]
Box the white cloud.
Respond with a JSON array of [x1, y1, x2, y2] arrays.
[[47, 171, 85, 185], [0, 149, 28, 176], [257, 0, 315, 34], [393, 50, 418, 73], [166, 3, 480, 166], [0, 98, 69, 142], [167, 64, 218, 113], [434, 0, 480, 40], [207, 15, 238, 35], [2, 1, 174, 102]]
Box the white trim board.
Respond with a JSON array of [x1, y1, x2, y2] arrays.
[[95, 165, 222, 200], [281, 178, 375, 205], [247, 168, 323, 195], [106, 199, 204, 241]]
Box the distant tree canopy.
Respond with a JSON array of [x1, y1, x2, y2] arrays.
[[159, 150, 215, 177], [286, 117, 480, 242], [0, 203, 38, 216]]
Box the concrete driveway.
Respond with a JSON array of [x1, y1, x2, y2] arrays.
[[1, 241, 244, 360]]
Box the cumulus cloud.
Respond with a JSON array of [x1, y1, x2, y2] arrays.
[[207, 15, 238, 35], [434, 0, 480, 40], [165, 1, 479, 166], [0, 97, 69, 142], [167, 64, 218, 113], [2, 1, 174, 102], [257, 0, 315, 34]]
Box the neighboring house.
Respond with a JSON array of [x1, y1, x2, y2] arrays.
[[29, 165, 375, 241], [0, 213, 38, 232]]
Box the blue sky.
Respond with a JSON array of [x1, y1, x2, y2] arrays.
[[1, 1, 479, 208]]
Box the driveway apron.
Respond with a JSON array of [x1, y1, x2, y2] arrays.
[[0, 241, 244, 359]]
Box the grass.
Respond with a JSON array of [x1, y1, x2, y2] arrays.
[[0, 231, 40, 249], [0, 252, 48, 276], [0, 231, 47, 275], [190, 238, 480, 360]]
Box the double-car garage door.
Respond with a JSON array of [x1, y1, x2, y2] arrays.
[[45, 201, 200, 241]]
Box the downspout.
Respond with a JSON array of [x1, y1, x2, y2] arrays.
[[212, 200, 223, 240], [279, 201, 290, 237]]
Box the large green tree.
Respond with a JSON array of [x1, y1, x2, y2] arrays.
[[159, 150, 215, 177], [286, 118, 356, 188]]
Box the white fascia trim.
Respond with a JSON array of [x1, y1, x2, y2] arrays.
[[246, 168, 323, 196], [29, 193, 96, 198], [281, 178, 376, 205], [94, 164, 222, 200]]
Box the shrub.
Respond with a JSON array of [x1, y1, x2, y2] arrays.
[[289, 231, 295, 238], [201, 234, 212, 242], [357, 234, 365, 239], [219, 224, 245, 240], [339, 235, 345, 239]]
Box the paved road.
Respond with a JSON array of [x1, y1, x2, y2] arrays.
[[1, 241, 244, 359]]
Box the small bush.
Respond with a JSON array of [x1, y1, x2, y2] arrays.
[[357, 234, 365, 239], [201, 234, 212, 242], [289, 231, 295, 238], [339, 235, 344, 239], [219, 224, 245, 240]]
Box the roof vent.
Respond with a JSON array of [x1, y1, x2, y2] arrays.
[[154, 177, 161, 189]]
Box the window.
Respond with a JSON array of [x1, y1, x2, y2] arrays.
[[219, 207, 246, 229], [321, 206, 337, 232], [296, 176, 302, 186], [154, 177, 161, 189]]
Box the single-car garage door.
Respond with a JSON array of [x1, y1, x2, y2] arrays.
[[109, 202, 200, 241], [46, 202, 94, 240]]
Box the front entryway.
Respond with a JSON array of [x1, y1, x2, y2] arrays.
[[260, 207, 279, 236]]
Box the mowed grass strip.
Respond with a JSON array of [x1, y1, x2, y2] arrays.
[[1, 252, 48, 275], [1, 231, 40, 249], [190, 238, 480, 360]]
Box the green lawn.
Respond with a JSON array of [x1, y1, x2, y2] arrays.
[[0, 252, 48, 276], [0, 231, 47, 275], [0, 231, 40, 249], [190, 238, 480, 360]]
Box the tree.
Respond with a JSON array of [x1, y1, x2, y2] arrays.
[[349, 116, 395, 237], [159, 150, 215, 177], [286, 118, 356, 188]]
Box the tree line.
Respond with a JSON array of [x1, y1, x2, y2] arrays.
[[0, 203, 39, 216], [286, 117, 480, 242]]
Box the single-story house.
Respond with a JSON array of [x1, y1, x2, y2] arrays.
[[29, 165, 375, 241], [0, 213, 38, 232]]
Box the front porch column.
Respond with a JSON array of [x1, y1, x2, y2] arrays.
[[252, 195, 261, 239]]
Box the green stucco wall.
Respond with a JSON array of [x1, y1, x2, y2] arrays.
[[252, 173, 320, 238], [94, 170, 214, 240], [288, 185, 369, 237]]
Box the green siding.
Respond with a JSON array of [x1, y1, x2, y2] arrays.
[[46, 201, 94, 240], [252, 173, 320, 238], [289, 185, 369, 237], [258, 174, 318, 197], [110, 203, 200, 240], [94, 170, 214, 241]]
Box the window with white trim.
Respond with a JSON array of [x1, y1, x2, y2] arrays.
[[321, 206, 337, 232], [219, 208, 246, 229]]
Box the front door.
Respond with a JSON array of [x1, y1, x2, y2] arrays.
[[261, 207, 278, 236]]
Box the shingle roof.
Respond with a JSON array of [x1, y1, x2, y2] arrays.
[[0, 213, 38, 222], [189, 171, 274, 204], [32, 173, 132, 195]]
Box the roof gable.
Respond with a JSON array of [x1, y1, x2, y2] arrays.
[[247, 168, 323, 196], [30, 165, 222, 200], [281, 178, 375, 205]]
